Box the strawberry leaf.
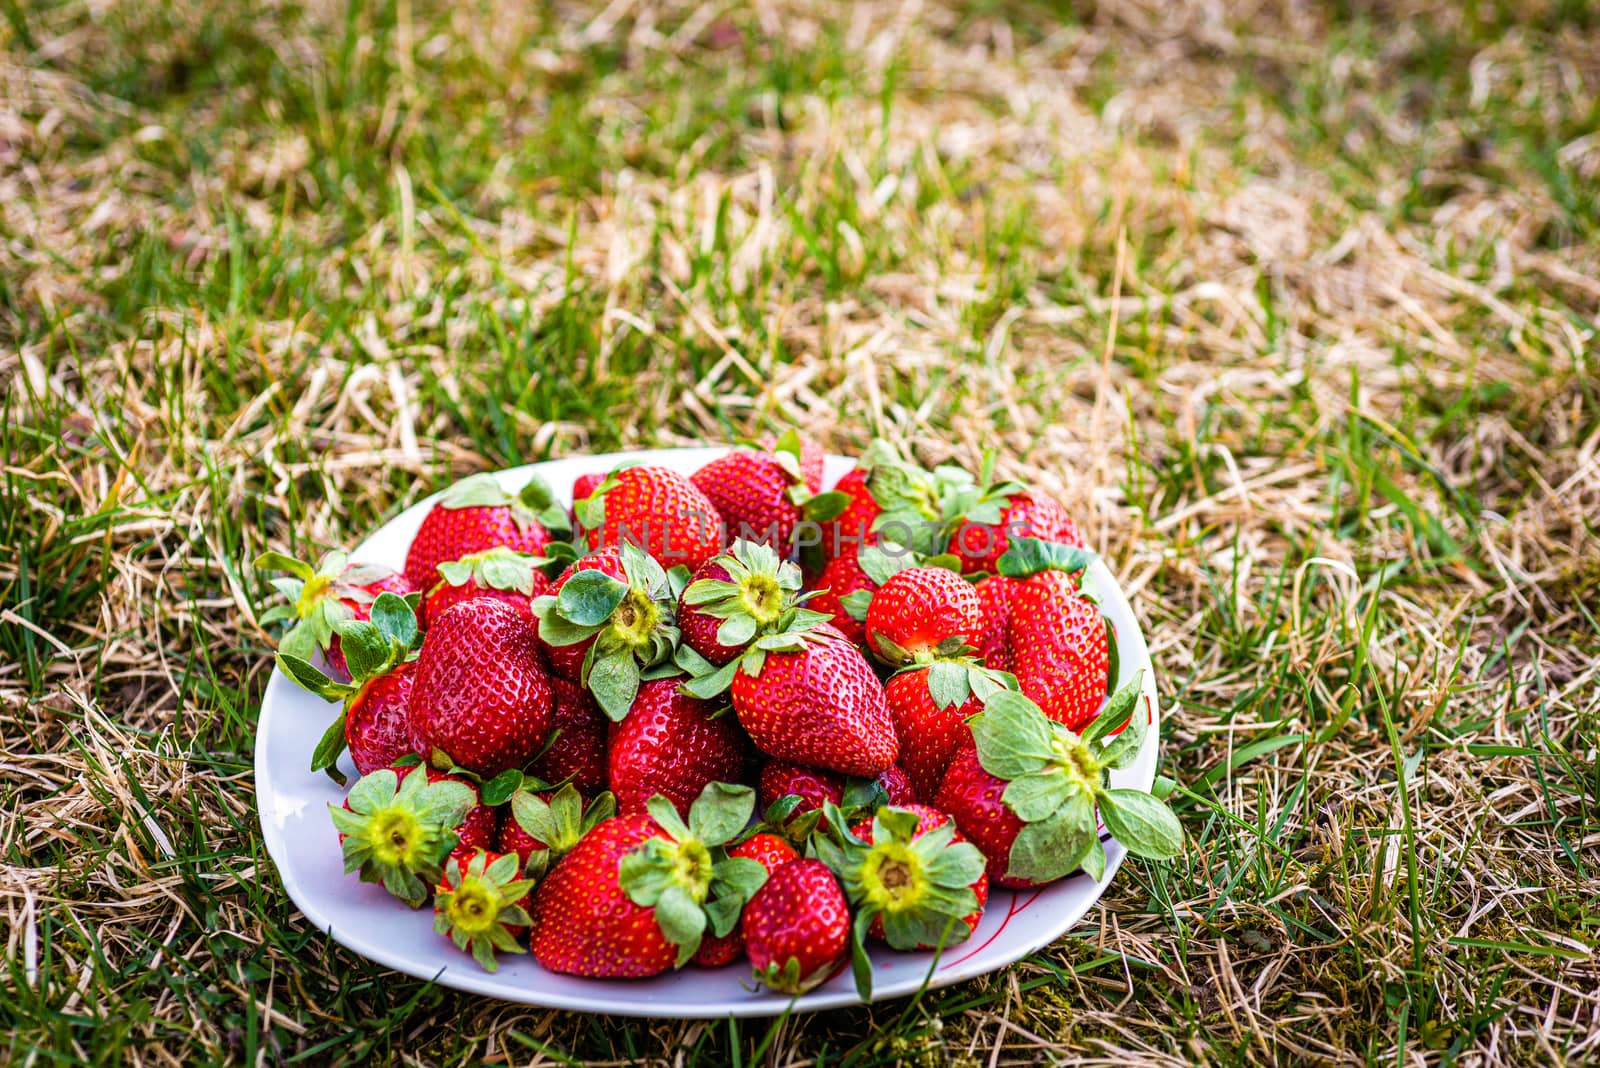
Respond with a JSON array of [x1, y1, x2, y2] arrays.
[[1082, 670, 1145, 746], [655, 884, 706, 966], [803, 491, 852, 522], [856, 545, 915, 587], [839, 590, 873, 622], [1005, 790, 1096, 884], [995, 536, 1097, 579], [369, 592, 417, 651], [1081, 836, 1107, 881], [587, 652, 641, 721], [968, 691, 1054, 780], [1098, 789, 1183, 859], [480, 769, 524, 806], [556, 570, 629, 627], [332, 619, 388, 682], [679, 655, 740, 699], [275, 652, 349, 701], [254, 551, 316, 581], [850, 907, 875, 1001], [925, 660, 971, 708], [440, 472, 512, 509], [309, 712, 349, 783], [1002, 769, 1080, 822], [686, 782, 756, 847]]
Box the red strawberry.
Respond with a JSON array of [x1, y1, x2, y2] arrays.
[[950, 491, 1083, 576], [1008, 572, 1108, 731], [971, 575, 1018, 672], [527, 677, 609, 794], [805, 550, 875, 646], [404, 472, 563, 589], [435, 767, 499, 866], [329, 763, 479, 907], [608, 679, 747, 817], [434, 849, 535, 972], [422, 547, 552, 626], [814, 803, 987, 954], [679, 541, 806, 666], [255, 550, 415, 682], [935, 682, 1181, 887], [729, 625, 897, 777], [729, 832, 799, 874], [408, 598, 555, 776], [818, 466, 879, 561], [530, 785, 766, 977], [273, 591, 422, 777], [758, 760, 843, 817], [498, 782, 615, 876], [344, 660, 418, 775], [864, 566, 983, 663], [885, 659, 1011, 802], [532, 544, 681, 720], [742, 858, 850, 993], [572, 472, 605, 505], [576, 465, 721, 570], [690, 431, 825, 552], [692, 929, 746, 967], [875, 765, 916, 806]]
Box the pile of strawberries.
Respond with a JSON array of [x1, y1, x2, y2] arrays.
[[259, 433, 1181, 995]]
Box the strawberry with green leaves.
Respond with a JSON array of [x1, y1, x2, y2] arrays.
[[886, 657, 1014, 803], [948, 484, 1084, 577], [998, 537, 1108, 731], [403, 472, 567, 589], [678, 540, 808, 666], [742, 858, 851, 993], [574, 464, 722, 571], [274, 592, 422, 778], [684, 620, 897, 777], [607, 679, 748, 817], [499, 783, 616, 879], [422, 546, 553, 625], [527, 677, 610, 794], [530, 784, 769, 977], [692, 831, 799, 968], [255, 550, 415, 683], [863, 565, 984, 664], [935, 675, 1180, 888], [434, 849, 535, 972], [813, 801, 988, 997], [408, 598, 556, 777], [329, 764, 478, 907], [689, 431, 848, 553], [531, 544, 682, 720]]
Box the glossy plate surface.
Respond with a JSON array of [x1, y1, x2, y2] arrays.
[[255, 448, 1160, 1017]]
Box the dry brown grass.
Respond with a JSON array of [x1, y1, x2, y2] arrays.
[[2, 0, 1597, 1064]]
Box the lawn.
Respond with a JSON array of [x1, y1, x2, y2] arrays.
[[2, 0, 1597, 1064]]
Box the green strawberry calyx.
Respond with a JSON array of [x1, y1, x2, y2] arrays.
[[618, 783, 770, 967], [328, 767, 477, 908], [274, 592, 421, 781], [530, 543, 681, 721], [255, 549, 401, 661], [813, 801, 987, 999], [433, 546, 550, 596], [680, 539, 810, 646], [434, 849, 535, 972], [670, 597, 835, 699], [901, 655, 1016, 710], [968, 670, 1181, 884], [438, 471, 570, 538], [508, 784, 617, 879], [994, 535, 1098, 580]]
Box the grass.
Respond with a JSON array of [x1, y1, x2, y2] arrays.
[[2, 0, 1597, 1063]]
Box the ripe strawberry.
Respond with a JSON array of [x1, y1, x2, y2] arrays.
[[935, 682, 1181, 887], [575, 464, 721, 570], [814, 802, 987, 956], [499, 783, 615, 877], [950, 491, 1083, 576], [864, 566, 983, 664], [817, 466, 878, 561], [678, 541, 806, 666], [805, 550, 875, 646], [572, 472, 605, 505], [728, 625, 898, 777], [328, 764, 478, 906], [530, 785, 768, 977], [408, 598, 555, 776], [434, 849, 535, 972], [885, 658, 1012, 802], [532, 544, 681, 720], [1008, 571, 1108, 731], [527, 677, 609, 794], [758, 760, 842, 818], [608, 679, 747, 817], [971, 574, 1018, 672], [690, 431, 827, 552], [875, 765, 916, 806], [439, 768, 500, 866], [729, 832, 800, 874], [742, 859, 850, 993], [255, 550, 415, 682], [403, 472, 565, 589], [274, 591, 422, 777], [422, 547, 552, 626]]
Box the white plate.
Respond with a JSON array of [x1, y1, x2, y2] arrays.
[[255, 447, 1160, 1017]]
